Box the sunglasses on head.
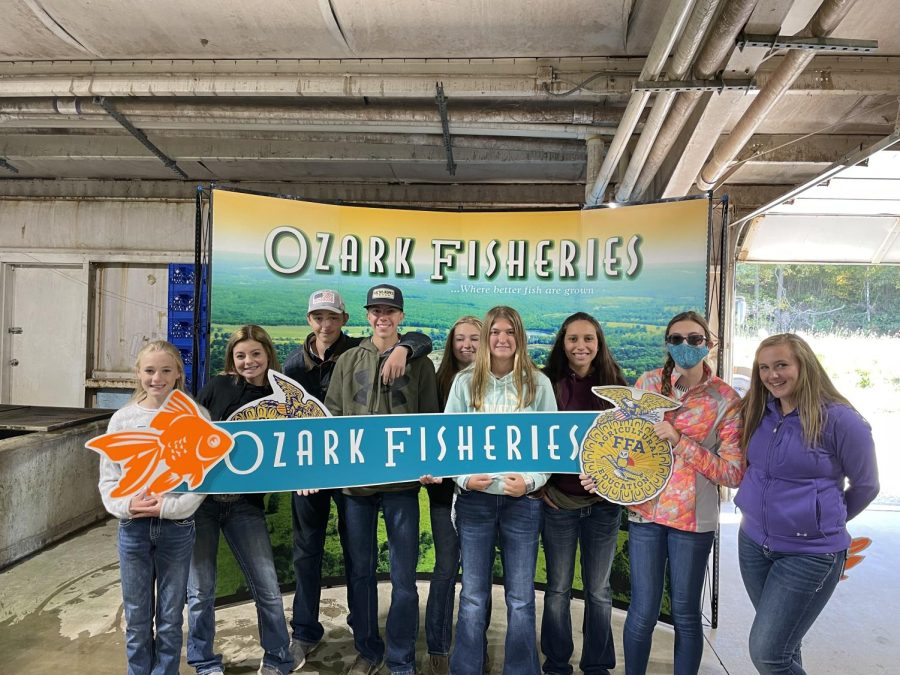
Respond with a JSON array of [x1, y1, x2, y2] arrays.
[[665, 333, 707, 346]]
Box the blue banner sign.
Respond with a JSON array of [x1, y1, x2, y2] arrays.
[[88, 378, 677, 504], [175, 411, 598, 493]]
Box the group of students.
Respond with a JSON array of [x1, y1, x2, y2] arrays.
[[99, 282, 879, 675]]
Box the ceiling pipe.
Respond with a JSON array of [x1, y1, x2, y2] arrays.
[[0, 71, 639, 100], [584, 0, 696, 206], [632, 0, 761, 199], [0, 97, 627, 126], [0, 117, 621, 140], [615, 0, 722, 202], [697, 0, 860, 190], [0, 98, 640, 140]]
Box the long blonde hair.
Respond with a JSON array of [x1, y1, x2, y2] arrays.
[[131, 340, 185, 403], [740, 333, 854, 448], [436, 315, 483, 407], [470, 306, 538, 411]]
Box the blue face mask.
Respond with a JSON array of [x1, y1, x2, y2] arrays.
[[666, 342, 709, 370]]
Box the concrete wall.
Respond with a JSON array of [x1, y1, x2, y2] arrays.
[[0, 420, 110, 569], [0, 198, 195, 252], [0, 197, 194, 406]]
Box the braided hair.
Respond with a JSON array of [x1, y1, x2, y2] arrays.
[[660, 311, 712, 397]]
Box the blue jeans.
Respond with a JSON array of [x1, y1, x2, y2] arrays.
[[623, 520, 715, 675], [290, 489, 353, 644], [541, 501, 620, 675], [187, 497, 293, 675], [425, 501, 458, 656], [118, 516, 195, 675], [450, 491, 543, 675], [738, 529, 846, 675], [425, 498, 494, 658], [343, 489, 420, 675]]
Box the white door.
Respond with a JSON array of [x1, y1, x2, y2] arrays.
[[4, 264, 85, 406]]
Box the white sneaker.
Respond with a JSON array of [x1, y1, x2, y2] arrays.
[[345, 654, 384, 675], [290, 638, 321, 670]]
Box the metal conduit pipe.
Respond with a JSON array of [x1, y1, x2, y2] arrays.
[[585, 0, 696, 206], [0, 116, 618, 141], [615, 0, 722, 202], [0, 97, 626, 126], [0, 72, 639, 100], [632, 0, 761, 198], [697, 0, 859, 190]]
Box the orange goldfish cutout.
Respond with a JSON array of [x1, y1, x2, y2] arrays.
[[841, 536, 872, 581], [87, 390, 234, 498]]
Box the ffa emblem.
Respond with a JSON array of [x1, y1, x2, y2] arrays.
[[580, 386, 680, 506], [229, 371, 331, 421]]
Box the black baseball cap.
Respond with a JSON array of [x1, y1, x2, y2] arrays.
[[364, 283, 404, 310]]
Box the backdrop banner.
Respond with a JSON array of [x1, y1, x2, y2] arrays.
[[204, 187, 710, 616], [207, 188, 709, 383]]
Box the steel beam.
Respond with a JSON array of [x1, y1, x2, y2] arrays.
[[95, 97, 187, 179], [435, 83, 457, 176], [633, 79, 755, 93], [738, 33, 878, 53]]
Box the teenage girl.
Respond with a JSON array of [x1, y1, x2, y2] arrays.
[[583, 310, 744, 675], [540, 312, 626, 675], [188, 325, 294, 675], [447, 306, 557, 675], [736, 334, 878, 674], [98, 340, 205, 675], [422, 315, 482, 674]]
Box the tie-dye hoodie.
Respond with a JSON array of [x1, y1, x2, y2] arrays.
[[629, 364, 745, 533]]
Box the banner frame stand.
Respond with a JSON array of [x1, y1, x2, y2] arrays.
[[194, 184, 719, 625]]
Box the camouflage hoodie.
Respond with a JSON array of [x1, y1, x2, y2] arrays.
[[325, 337, 439, 495]]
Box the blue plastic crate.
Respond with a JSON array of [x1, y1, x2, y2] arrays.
[[167, 263, 210, 394], [169, 292, 194, 312], [169, 264, 196, 285], [168, 318, 194, 340]]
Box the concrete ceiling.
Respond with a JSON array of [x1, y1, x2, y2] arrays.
[[1, 0, 898, 222]]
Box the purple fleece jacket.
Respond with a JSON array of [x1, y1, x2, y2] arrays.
[[735, 398, 879, 554]]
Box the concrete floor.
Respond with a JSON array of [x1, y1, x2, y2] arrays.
[[1, 502, 897, 674]]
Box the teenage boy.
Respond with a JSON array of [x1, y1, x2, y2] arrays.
[[283, 288, 431, 670], [325, 284, 439, 675]]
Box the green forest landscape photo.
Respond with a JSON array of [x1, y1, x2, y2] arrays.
[[206, 237, 709, 614]]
